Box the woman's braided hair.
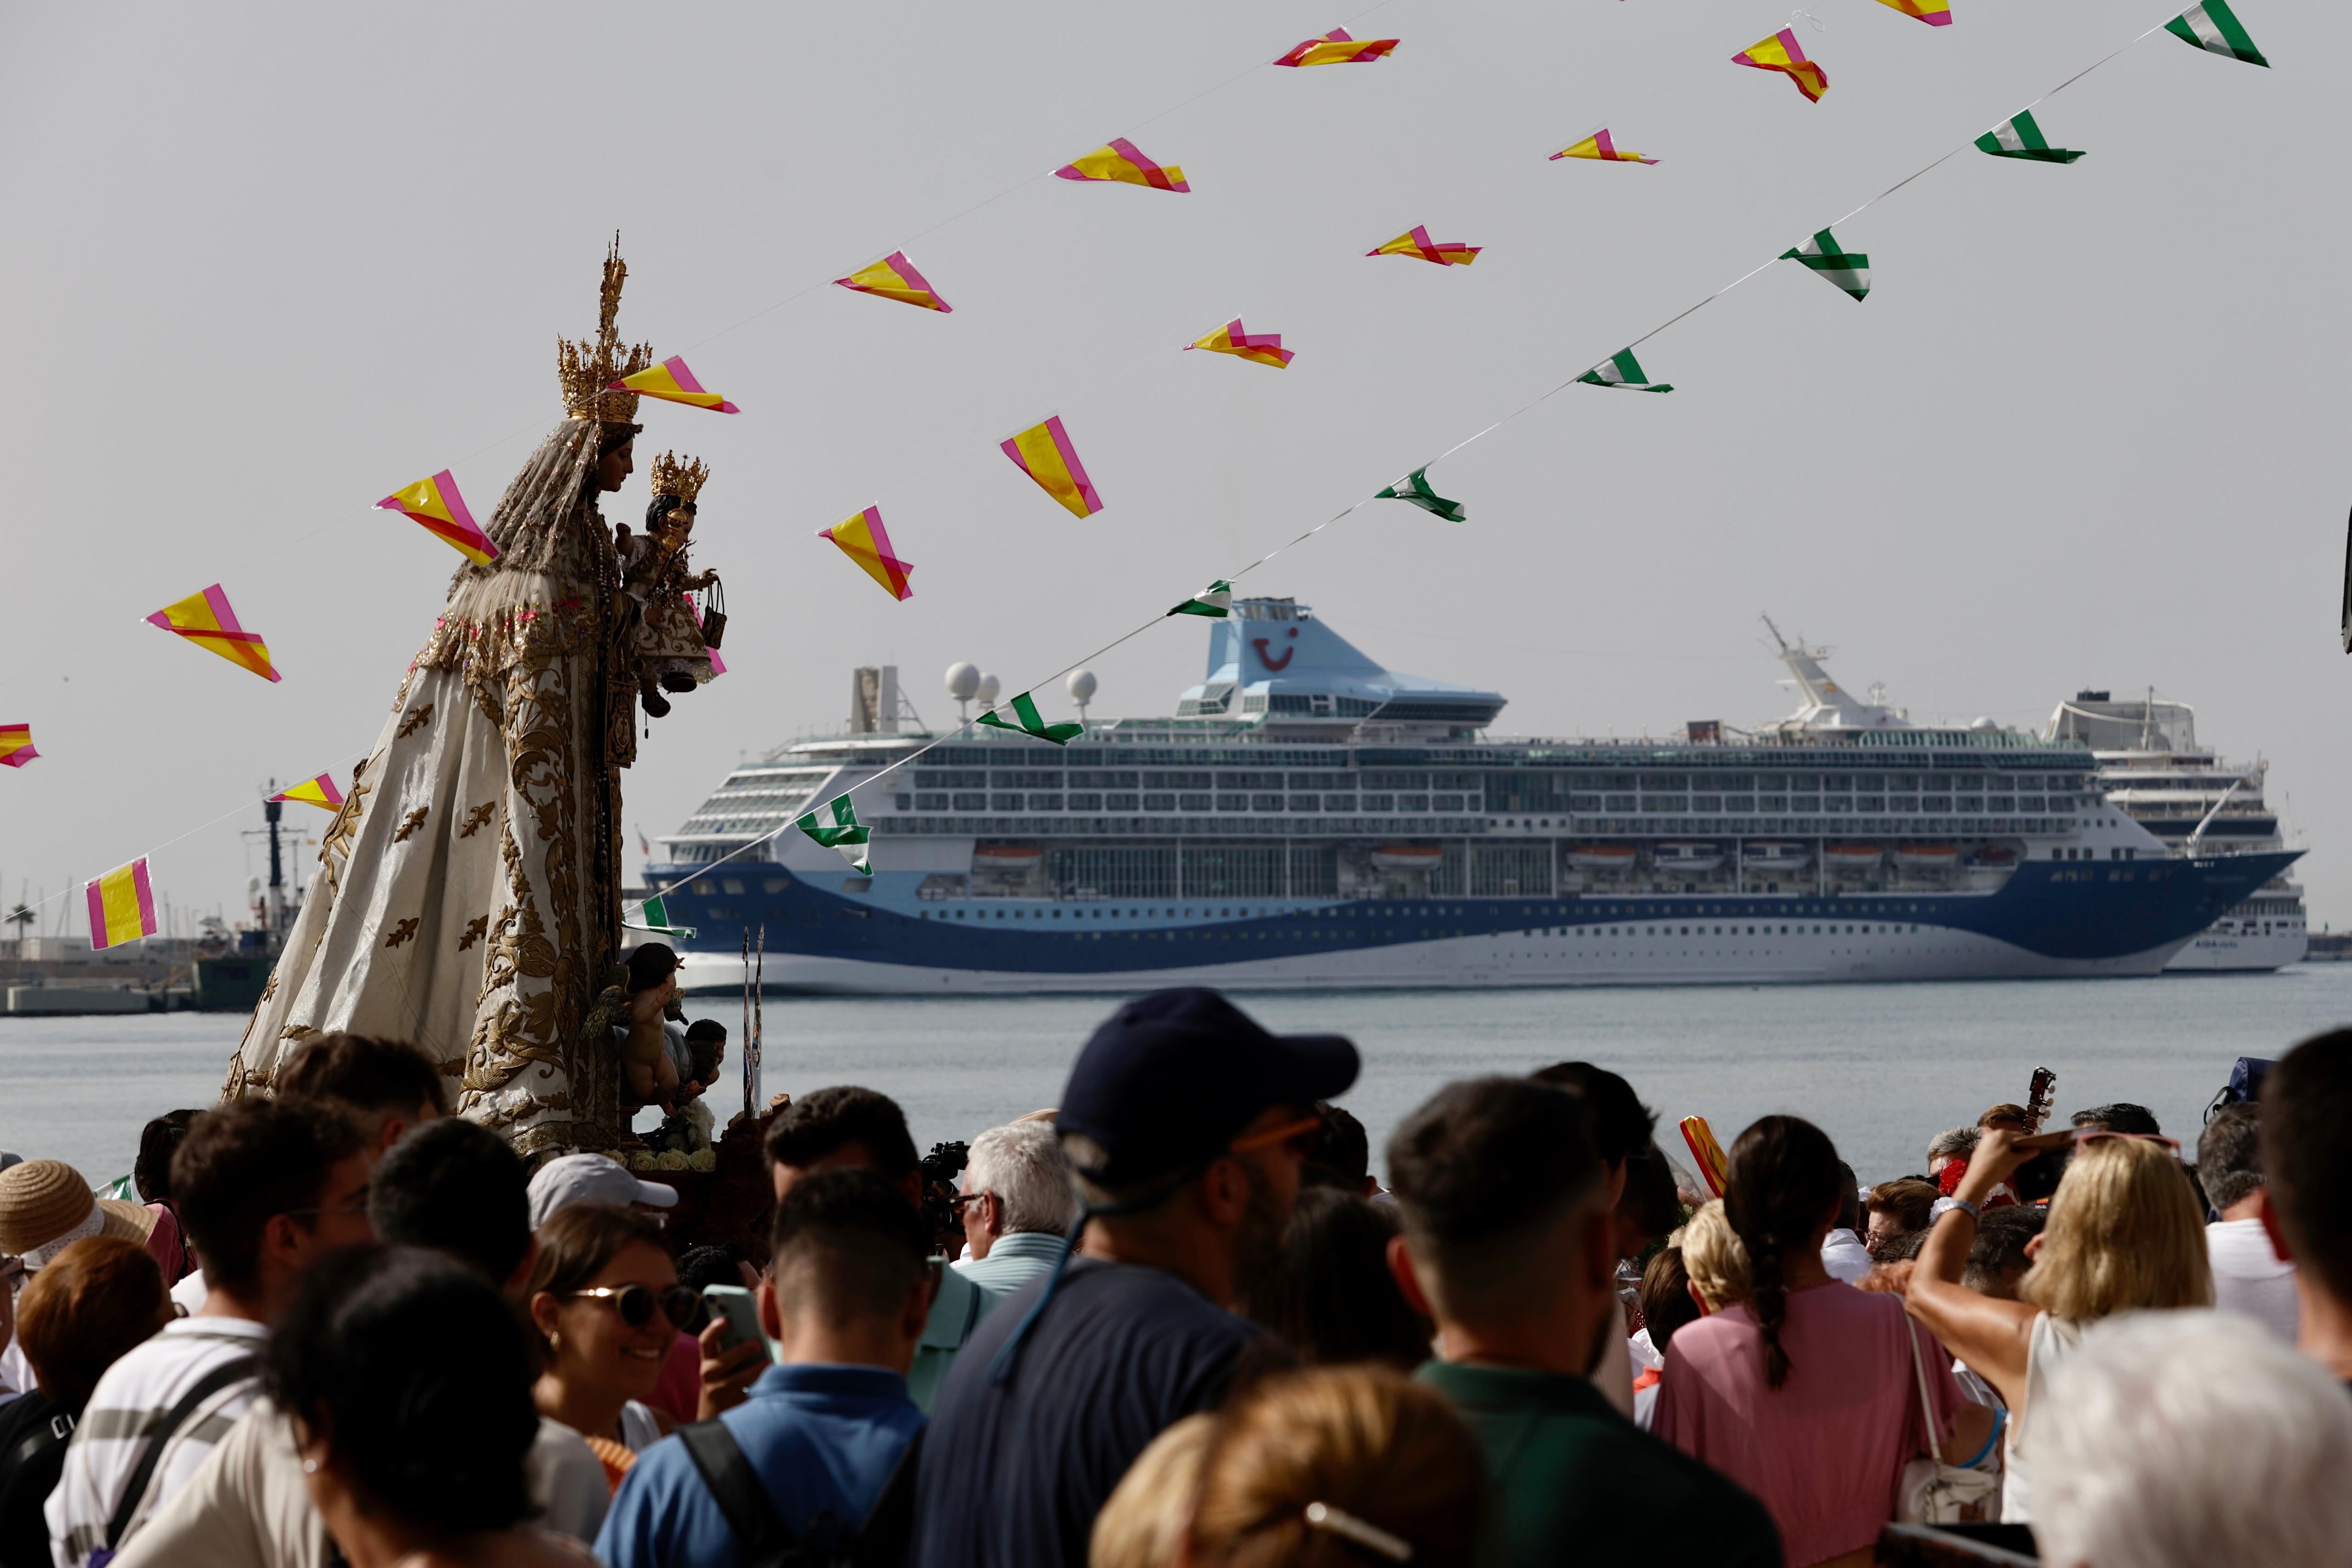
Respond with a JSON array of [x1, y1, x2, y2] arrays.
[[1723, 1115, 1845, 1391]]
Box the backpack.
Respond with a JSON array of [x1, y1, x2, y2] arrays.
[[675, 1418, 923, 1568]]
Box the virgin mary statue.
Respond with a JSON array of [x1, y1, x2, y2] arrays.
[[225, 240, 706, 1160]]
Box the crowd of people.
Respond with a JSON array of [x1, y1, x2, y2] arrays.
[[2, 992, 2350, 1568]]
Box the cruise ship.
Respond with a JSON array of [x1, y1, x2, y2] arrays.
[[2047, 691, 2308, 972], [644, 601, 2297, 994]]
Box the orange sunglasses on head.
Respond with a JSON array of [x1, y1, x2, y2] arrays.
[[1227, 1112, 1323, 1160]]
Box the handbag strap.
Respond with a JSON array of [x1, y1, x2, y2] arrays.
[[1904, 1314, 1944, 1465]]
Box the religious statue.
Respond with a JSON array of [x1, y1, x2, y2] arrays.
[[223, 239, 717, 1160]]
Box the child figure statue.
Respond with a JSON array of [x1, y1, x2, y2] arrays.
[[616, 451, 719, 719]]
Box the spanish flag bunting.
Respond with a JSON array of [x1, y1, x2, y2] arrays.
[[269, 773, 345, 811], [86, 857, 158, 950], [2166, 0, 2266, 65], [0, 724, 36, 769], [795, 796, 872, 875], [147, 585, 281, 682], [833, 250, 954, 313], [607, 355, 740, 413], [1872, 0, 1952, 26], [978, 691, 1085, 746], [1001, 415, 1104, 519], [1375, 468, 1466, 522], [1366, 226, 1481, 266], [820, 506, 916, 602], [1732, 28, 1828, 102], [1780, 228, 1871, 301], [1551, 129, 1657, 165], [1578, 349, 1674, 393], [1975, 110, 2085, 164], [1275, 27, 1398, 67], [1168, 580, 1233, 619], [377, 470, 499, 565], [1679, 1115, 1730, 1197], [1185, 318, 1295, 369], [1054, 138, 1189, 193]]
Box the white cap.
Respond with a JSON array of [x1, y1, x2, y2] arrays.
[[526, 1153, 679, 1230]]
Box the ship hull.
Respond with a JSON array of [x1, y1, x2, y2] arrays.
[[2163, 930, 2308, 973]]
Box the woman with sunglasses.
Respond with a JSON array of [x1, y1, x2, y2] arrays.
[[1907, 1127, 2211, 1526], [525, 1206, 701, 1489]]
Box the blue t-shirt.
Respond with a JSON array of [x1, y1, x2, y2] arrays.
[[595, 1363, 923, 1568], [909, 1257, 1272, 1568]]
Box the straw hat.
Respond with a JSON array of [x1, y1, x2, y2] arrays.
[[0, 1160, 153, 1258]]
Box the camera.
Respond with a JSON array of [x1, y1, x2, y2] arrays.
[[919, 1141, 971, 1252]]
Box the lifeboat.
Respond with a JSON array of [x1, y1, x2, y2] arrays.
[[1370, 845, 1445, 872], [1568, 845, 1639, 872], [1972, 846, 2020, 867], [972, 845, 1044, 870], [1893, 844, 1961, 870], [1741, 841, 1811, 870], [1822, 844, 1883, 872], [1653, 842, 1725, 874]]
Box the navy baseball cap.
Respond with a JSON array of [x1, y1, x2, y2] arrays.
[[1057, 988, 1359, 1185]]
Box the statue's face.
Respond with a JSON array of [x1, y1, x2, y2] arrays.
[[596, 438, 634, 492]]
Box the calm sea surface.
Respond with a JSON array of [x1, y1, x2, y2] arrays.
[[8, 968, 2351, 1188]]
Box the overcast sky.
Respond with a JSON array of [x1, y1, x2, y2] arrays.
[[3, 0, 2343, 939]]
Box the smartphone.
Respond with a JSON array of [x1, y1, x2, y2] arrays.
[[701, 1284, 767, 1357]]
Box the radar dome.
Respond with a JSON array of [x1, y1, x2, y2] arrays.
[[945, 662, 980, 702], [1066, 669, 1098, 703], [1971, 716, 1998, 731], [976, 672, 1001, 707]]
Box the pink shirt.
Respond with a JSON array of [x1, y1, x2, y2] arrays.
[[1652, 1280, 1966, 1567]]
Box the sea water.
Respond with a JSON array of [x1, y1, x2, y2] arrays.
[[8, 968, 2350, 1189]]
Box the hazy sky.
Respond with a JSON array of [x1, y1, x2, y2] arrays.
[[4, 0, 2344, 940]]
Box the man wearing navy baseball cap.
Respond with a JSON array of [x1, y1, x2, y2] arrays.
[[911, 989, 1359, 1568]]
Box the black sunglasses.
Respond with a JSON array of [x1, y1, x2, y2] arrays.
[[561, 1283, 701, 1330]]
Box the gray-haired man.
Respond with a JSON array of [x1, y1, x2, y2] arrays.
[[953, 1121, 1080, 1295]]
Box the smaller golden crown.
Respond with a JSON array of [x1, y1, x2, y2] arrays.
[[559, 233, 655, 422], [649, 451, 710, 505]]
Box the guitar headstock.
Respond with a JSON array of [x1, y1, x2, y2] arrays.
[[2024, 1066, 2057, 1134]]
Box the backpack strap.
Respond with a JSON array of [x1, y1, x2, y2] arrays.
[[677, 1418, 804, 1568], [850, 1427, 926, 1568], [101, 1355, 257, 1555], [1, 1404, 73, 1488]]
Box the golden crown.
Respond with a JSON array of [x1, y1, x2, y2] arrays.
[[558, 233, 655, 422], [649, 451, 710, 506]]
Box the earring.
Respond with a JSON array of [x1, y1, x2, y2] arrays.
[[301, 1459, 318, 1475]]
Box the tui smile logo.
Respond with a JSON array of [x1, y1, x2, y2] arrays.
[[1254, 628, 1298, 670]]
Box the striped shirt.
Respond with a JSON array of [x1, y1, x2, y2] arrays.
[[45, 1317, 268, 1568]]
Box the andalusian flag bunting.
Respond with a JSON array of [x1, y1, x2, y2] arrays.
[[1976, 110, 2084, 163], [1055, 138, 1189, 192], [795, 797, 873, 875], [625, 892, 698, 940], [1367, 226, 1480, 266], [269, 773, 345, 811], [1275, 27, 1398, 66], [1169, 580, 1233, 618], [978, 691, 1085, 745], [1551, 130, 1657, 165], [86, 858, 158, 950], [148, 585, 281, 682], [1578, 350, 1673, 394], [1872, 0, 1952, 26], [1733, 29, 1828, 102], [607, 356, 740, 413], [1001, 415, 1104, 519], [377, 470, 498, 565], [1185, 318, 1294, 368], [1780, 229, 1871, 301], [833, 250, 954, 312], [820, 507, 916, 601], [2166, 0, 2267, 66], [1376, 469, 1466, 522], [0, 724, 36, 769]]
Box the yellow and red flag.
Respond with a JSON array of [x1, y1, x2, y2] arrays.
[[1185, 317, 1295, 369], [1874, 0, 1951, 24], [1275, 26, 1398, 66], [1054, 138, 1189, 193], [1366, 226, 1481, 266], [1680, 1115, 1731, 1197], [1001, 415, 1104, 519], [86, 857, 158, 950], [269, 773, 345, 811], [608, 355, 740, 414], [1733, 28, 1828, 102], [377, 470, 499, 565], [0, 724, 36, 769], [148, 585, 280, 683], [820, 507, 916, 601], [834, 250, 953, 314], [1551, 129, 1658, 165]]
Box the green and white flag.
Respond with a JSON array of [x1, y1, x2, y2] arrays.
[[1374, 468, 1467, 521], [624, 892, 698, 940], [1168, 579, 1233, 618], [1578, 348, 1673, 393], [1975, 110, 2085, 164], [978, 691, 1085, 746], [795, 795, 872, 874], [1779, 227, 1871, 301], [2165, 0, 2267, 66]]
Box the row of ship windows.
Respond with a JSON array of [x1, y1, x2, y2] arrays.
[[903, 912, 1932, 939], [888, 769, 2085, 792], [883, 793, 2076, 815]]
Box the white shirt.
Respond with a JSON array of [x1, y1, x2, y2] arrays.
[[48, 1316, 269, 1567], [170, 1268, 209, 1316], [1821, 1228, 1873, 1284], [2206, 1217, 2299, 1344]]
